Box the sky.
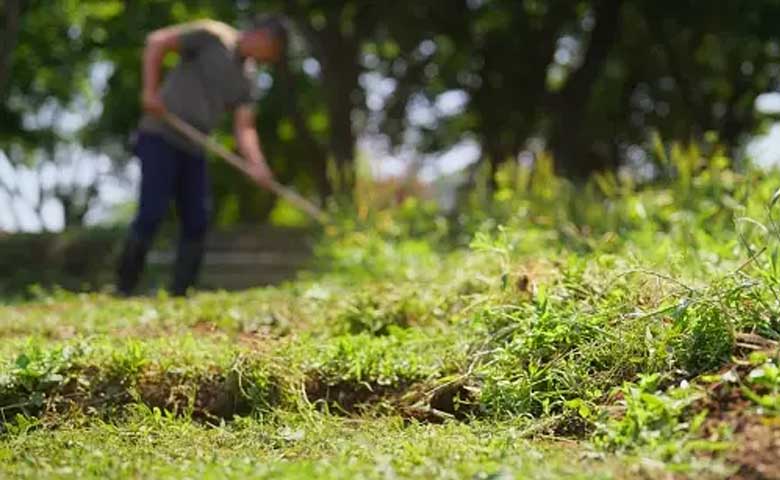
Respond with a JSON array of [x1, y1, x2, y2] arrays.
[[748, 93, 780, 168]]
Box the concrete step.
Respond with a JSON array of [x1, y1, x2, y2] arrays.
[[148, 251, 311, 267]]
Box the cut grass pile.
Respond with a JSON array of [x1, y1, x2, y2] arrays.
[[3, 149, 780, 478]]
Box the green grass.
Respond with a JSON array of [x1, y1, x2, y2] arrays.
[[2, 413, 637, 480], [2, 145, 780, 478]]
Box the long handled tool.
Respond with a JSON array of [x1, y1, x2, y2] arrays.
[[163, 112, 328, 224]]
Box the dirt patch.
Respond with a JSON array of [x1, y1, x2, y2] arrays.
[[190, 320, 281, 352], [0, 363, 278, 428], [698, 356, 780, 480], [550, 411, 594, 438], [399, 378, 479, 422], [304, 377, 406, 414], [136, 368, 253, 421], [726, 416, 780, 480], [304, 375, 478, 422]]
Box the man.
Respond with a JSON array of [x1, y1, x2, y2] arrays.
[[116, 16, 287, 297]]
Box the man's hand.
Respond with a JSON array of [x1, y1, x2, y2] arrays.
[[246, 160, 274, 189], [234, 106, 275, 189], [142, 89, 166, 117]]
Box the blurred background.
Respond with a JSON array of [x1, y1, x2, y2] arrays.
[[3, 0, 780, 296]]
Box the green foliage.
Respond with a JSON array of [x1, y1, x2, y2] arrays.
[[306, 330, 455, 388], [336, 288, 428, 335], [4, 147, 780, 477], [6, 0, 780, 229], [593, 375, 723, 462], [0, 341, 84, 418], [313, 199, 447, 280], [741, 353, 780, 413], [672, 305, 735, 376]]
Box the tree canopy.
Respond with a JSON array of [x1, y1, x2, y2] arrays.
[[1, 0, 779, 229]]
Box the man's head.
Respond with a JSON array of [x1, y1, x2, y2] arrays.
[[239, 15, 288, 63]]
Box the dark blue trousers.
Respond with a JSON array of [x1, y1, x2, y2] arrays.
[[131, 133, 210, 244]]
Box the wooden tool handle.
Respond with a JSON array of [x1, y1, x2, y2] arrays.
[[163, 112, 328, 223]]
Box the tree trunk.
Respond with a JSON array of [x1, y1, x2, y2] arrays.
[[548, 0, 624, 180], [318, 19, 360, 185], [285, 2, 363, 198], [278, 46, 331, 202], [470, 0, 573, 185], [0, 0, 21, 99]]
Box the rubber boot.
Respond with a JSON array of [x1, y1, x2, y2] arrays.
[[170, 239, 205, 297], [116, 233, 150, 296]]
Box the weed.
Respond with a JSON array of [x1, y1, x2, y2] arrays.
[[593, 374, 723, 463]]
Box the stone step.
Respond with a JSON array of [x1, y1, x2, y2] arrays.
[[148, 251, 311, 267]]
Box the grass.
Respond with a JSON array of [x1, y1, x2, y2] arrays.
[[2, 142, 780, 478], [3, 412, 634, 480]]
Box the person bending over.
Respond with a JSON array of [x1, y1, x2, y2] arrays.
[[117, 16, 286, 296]]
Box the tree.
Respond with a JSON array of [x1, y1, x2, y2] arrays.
[[0, 0, 118, 229], [0, 0, 22, 99], [374, 0, 780, 181], [547, 0, 624, 179], [5, 0, 780, 231]]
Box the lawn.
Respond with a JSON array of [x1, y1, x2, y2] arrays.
[[1, 151, 779, 479]]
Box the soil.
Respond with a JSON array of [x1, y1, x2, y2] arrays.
[[700, 358, 780, 480]]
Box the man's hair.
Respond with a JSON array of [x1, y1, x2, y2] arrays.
[[251, 14, 289, 49]]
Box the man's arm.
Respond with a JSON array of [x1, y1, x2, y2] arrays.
[[234, 106, 274, 187], [142, 27, 180, 116]]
